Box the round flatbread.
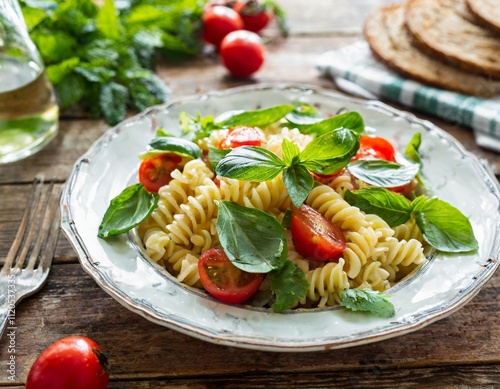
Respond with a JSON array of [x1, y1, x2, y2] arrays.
[[364, 4, 499, 97], [467, 0, 500, 33], [405, 0, 500, 78]]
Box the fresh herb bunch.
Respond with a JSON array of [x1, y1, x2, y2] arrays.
[[20, 0, 205, 125]]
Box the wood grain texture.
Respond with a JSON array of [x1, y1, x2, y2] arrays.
[[0, 1, 499, 387], [0, 263, 498, 385]]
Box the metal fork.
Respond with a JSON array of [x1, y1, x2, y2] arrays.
[[0, 178, 62, 338]]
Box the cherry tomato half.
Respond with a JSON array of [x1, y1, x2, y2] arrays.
[[202, 5, 244, 47], [354, 135, 396, 162], [26, 336, 109, 389], [198, 248, 265, 304], [218, 125, 263, 149], [220, 30, 265, 77], [138, 153, 182, 193], [291, 204, 347, 262]]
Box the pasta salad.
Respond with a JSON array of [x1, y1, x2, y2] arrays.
[[98, 103, 478, 316]]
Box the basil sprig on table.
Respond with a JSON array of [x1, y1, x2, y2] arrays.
[[345, 188, 478, 253], [216, 126, 360, 207], [98, 136, 201, 238], [216, 201, 308, 312]]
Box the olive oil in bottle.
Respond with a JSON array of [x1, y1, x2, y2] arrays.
[[0, 56, 59, 163]]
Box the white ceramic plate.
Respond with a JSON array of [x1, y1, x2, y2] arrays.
[[61, 84, 500, 352]]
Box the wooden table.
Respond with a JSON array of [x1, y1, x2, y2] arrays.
[[1, 1, 499, 387]]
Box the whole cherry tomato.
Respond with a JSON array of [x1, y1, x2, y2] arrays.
[[138, 153, 182, 193], [26, 336, 109, 389], [239, 0, 273, 33], [220, 30, 265, 77], [202, 5, 244, 47], [218, 125, 263, 149], [354, 135, 396, 162], [198, 248, 265, 304], [291, 204, 347, 262]]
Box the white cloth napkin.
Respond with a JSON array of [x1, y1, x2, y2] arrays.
[[316, 41, 500, 153]]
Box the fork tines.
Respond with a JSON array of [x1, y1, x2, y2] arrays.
[[1, 178, 61, 274]]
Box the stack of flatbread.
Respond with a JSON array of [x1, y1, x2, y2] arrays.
[[364, 0, 500, 97]]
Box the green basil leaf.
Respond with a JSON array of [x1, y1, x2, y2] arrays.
[[215, 104, 294, 128], [284, 102, 323, 127], [340, 289, 395, 318], [344, 188, 413, 227], [413, 197, 478, 253], [179, 112, 216, 141], [301, 111, 365, 136], [283, 165, 314, 208], [281, 209, 293, 229], [98, 184, 158, 238], [215, 201, 287, 273], [282, 138, 300, 166], [405, 132, 422, 165], [207, 146, 230, 170], [268, 261, 309, 313], [300, 128, 359, 174], [148, 137, 201, 159], [348, 160, 419, 188], [215, 146, 286, 181]]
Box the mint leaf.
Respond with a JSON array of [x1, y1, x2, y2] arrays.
[[300, 128, 359, 174], [268, 261, 309, 312], [97, 0, 121, 40], [283, 165, 314, 207], [75, 64, 116, 83], [348, 160, 419, 188], [216, 201, 287, 273], [413, 197, 478, 253], [301, 112, 365, 136], [215, 147, 286, 181], [32, 32, 76, 64], [340, 289, 395, 318], [344, 188, 413, 227], [215, 104, 294, 128], [99, 82, 129, 125], [46, 57, 80, 84], [148, 137, 201, 159], [98, 184, 159, 238], [56, 75, 85, 108], [129, 73, 168, 111]]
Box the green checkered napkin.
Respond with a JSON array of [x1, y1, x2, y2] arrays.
[[316, 42, 500, 153]]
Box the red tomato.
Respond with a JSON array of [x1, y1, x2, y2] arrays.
[[26, 336, 109, 389], [291, 204, 347, 262], [202, 5, 244, 47], [220, 30, 265, 77], [218, 126, 262, 149], [138, 153, 182, 193], [241, 11, 272, 33], [198, 248, 265, 304], [354, 135, 396, 162]]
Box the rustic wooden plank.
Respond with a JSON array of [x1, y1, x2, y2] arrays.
[[0, 263, 497, 385], [104, 365, 500, 388], [0, 184, 77, 264]]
